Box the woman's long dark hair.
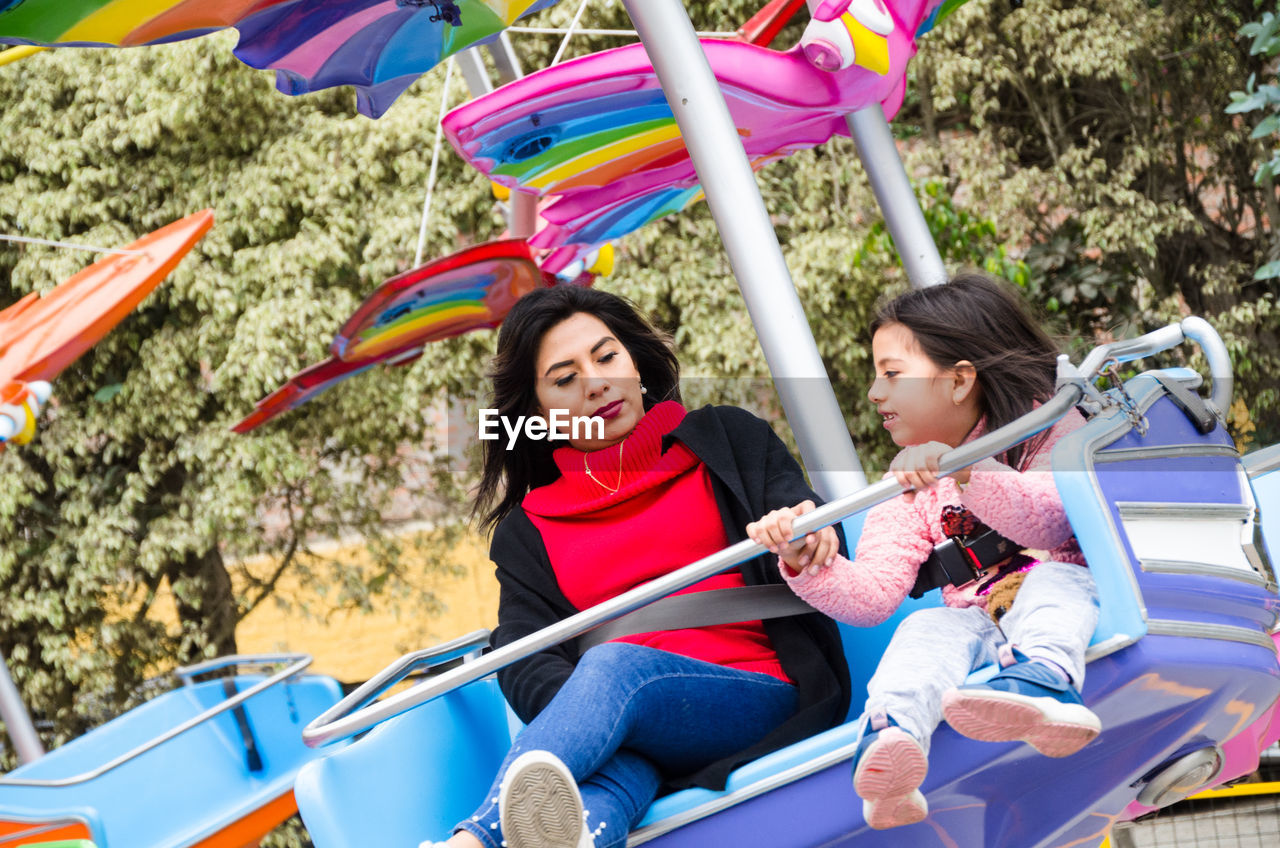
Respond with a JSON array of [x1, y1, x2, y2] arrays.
[[870, 272, 1060, 471], [474, 286, 681, 532]]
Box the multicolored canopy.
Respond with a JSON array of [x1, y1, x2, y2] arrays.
[[0, 2, 969, 118], [443, 0, 963, 254], [233, 239, 573, 432], [0, 0, 562, 117]]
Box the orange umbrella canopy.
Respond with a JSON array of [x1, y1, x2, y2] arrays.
[[0, 209, 214, 386]]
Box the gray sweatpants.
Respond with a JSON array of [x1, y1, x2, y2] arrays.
[[864, 561, 1099, 754]]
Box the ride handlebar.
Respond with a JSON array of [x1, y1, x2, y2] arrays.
[[0, 654, 312, 787], [1077, 318, 1231, 417]]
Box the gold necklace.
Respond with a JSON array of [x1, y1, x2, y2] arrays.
[[583, 441, 625, 493]]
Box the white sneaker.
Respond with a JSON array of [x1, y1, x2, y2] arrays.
[[499, 750, 594, 848]]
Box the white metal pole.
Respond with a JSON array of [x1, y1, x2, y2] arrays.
[[457, 46, 539, 240], [483, 37, 540, 238], [455, 45, 491, 95], [0, 652, 43, 763], [414, 57, 455, 267], [846, 106, 947, 289], [621, 0, 867, 498], [488, 32, 524, 84]]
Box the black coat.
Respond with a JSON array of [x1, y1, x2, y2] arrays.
[[488, 404, 852, 790]]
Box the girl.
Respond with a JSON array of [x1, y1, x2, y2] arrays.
[[750, 273, 1100, 831], [424, 286, 850, 848]]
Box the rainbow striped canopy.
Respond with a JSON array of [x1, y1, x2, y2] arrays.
[[234, 239, 568, 432], [0, 0, 562, 117], [443, 0, 963, 254], [0, 210, 212, 447]]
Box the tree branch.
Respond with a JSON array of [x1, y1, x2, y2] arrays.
[[238, 487, 302, 620]]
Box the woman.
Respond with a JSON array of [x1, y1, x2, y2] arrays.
[[427, 286, 850, 848]]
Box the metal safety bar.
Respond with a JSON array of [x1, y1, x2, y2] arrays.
[[174, 652, 310, 683], [0, 653, 311, 787], [304, 631, 489, 736], [300, 321, 1229, 748], [1078, 317, 1232, 417]]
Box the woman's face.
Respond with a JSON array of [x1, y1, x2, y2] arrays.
[[534, 312, 645, 451]]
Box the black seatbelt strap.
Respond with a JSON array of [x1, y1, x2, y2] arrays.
[[909, 528, 1024, 599], [221, 676, 264, 773], [1147, 371, 1218, 434]]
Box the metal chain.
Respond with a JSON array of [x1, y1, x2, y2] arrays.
[[1101, 358, 1149, 436]]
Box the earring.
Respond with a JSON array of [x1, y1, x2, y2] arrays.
[[640, 383, 648, 395]]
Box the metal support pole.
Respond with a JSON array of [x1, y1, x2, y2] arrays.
[[0, 652, 43, 763], [485, 36, 539, 238], [454, 46, 491, 95], [458, 46, 539, 240], [414, 57, 454, 267], [488, 32, 524, 85], [846, 106, 947, 289], [622, 0, 867, 498], [1108, 825, 1139, 848]]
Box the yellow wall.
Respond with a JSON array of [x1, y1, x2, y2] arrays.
[[230, 530, 499, 683]]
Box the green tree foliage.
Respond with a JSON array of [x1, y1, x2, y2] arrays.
[[0, 32, 482, 750], [1228, 5, 1280, 280], [913, 0, 1280, 445]]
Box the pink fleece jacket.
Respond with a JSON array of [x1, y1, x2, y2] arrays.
[[785, 410, 1088, 626]]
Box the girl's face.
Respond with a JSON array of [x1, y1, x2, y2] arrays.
[[534, 311, 645, 451], [868, 322, 980, 448]]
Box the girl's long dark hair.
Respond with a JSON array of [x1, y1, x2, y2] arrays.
[[474, 286, 681, 532], [871, 272, 1060, 471]]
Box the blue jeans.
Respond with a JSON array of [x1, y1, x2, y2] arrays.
[[456, 642, 798, 848]]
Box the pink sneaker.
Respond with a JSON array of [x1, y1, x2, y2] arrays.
[[851, 715, 929, 830], [942, 655, 1100, 758]]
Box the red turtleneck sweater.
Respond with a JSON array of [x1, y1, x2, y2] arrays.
[[522, 401, 790, 682]]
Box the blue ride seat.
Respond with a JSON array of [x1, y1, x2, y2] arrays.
[[295, 676, 517, 847], [0, 668, 344, 848], [296, 369, 1280, 847], [1245, 441, 1280, 565]]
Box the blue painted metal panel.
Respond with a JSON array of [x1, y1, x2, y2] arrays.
[[1251, 467, 1280, 573], [0, 674, 343, 847], [642, 634, 1280, 847]]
